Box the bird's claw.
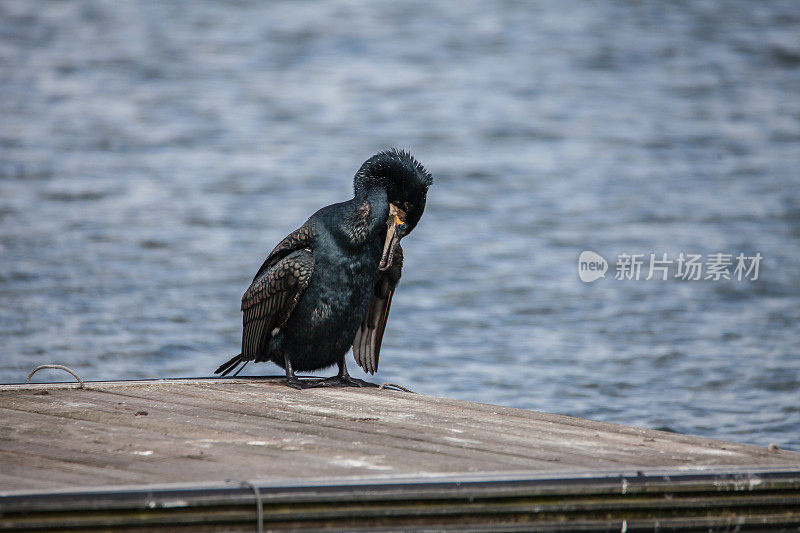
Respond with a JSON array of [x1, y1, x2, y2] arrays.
[[318, 376, 378, 388], [284, 374, 377, 389], [285, 377, 313, 389]]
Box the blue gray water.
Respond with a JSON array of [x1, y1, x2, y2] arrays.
[[1, 1, 799, 450]]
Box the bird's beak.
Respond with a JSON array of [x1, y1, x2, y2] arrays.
[[379, 204, 406, 271]]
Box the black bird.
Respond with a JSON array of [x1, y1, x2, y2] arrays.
[[215, 149, 432, 388]]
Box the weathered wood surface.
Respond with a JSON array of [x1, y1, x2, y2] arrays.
[[1, 377, 798, 493], [2, 378, 800, 531]]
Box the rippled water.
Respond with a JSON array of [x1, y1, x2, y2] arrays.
[[1, 1, 799, 450]]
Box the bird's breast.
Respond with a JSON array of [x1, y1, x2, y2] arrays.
[[308, 248, 376, 314]]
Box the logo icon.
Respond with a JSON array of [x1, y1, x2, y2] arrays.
[[578, 251, 607, 283]]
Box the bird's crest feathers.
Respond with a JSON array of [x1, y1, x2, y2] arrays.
[[354, 148, 433, 193]]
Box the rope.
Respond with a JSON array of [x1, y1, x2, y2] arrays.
[[25, 365, 85, 389], [379, 382, 415, 393], [226, 479, 263, 533]]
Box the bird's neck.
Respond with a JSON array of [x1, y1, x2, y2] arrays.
[[342, 186, 388, 247]]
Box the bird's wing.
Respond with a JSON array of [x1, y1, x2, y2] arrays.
[[241, 248, 314, 360], [252, 220, 316, 282], [353, 244, 403, 374]]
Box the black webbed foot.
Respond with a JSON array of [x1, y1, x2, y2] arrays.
[[285, 376, 311, 389], [283, 356, 316, 389], [315, 375, 378, 388], [311, 359, 378, 387]]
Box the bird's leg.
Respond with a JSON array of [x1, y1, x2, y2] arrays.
[[283, 353, 308, 390], [318, 357, 376, 387], [337, 358, 368, 386]]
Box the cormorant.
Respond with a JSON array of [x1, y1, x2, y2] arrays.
[[214, 149, 432, 388]]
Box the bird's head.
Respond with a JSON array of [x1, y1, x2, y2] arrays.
[[353, 149, 433, 270]]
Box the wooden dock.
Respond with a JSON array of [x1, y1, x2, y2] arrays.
[[2, 377, 799, 531]]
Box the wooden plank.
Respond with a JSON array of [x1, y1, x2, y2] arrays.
[[2, 378, 800, 531], [1, 378, 798, 494], [0, 389, 553, 484]]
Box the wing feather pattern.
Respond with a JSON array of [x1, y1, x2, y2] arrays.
[[353, 244, 403, 374], [216, 222, 316, 376], [253, 220, 315, 281], [240, 248, 313, 361]]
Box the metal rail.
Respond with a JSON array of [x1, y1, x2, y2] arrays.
[[3, 469, 800, 531]]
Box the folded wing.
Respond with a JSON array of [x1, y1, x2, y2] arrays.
[[241, 248, 314, 361], [240, 221, 316, 363], [353, 244, 403, 374]]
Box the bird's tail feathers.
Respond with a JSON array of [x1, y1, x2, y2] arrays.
[[215, 353, 245, 376]]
